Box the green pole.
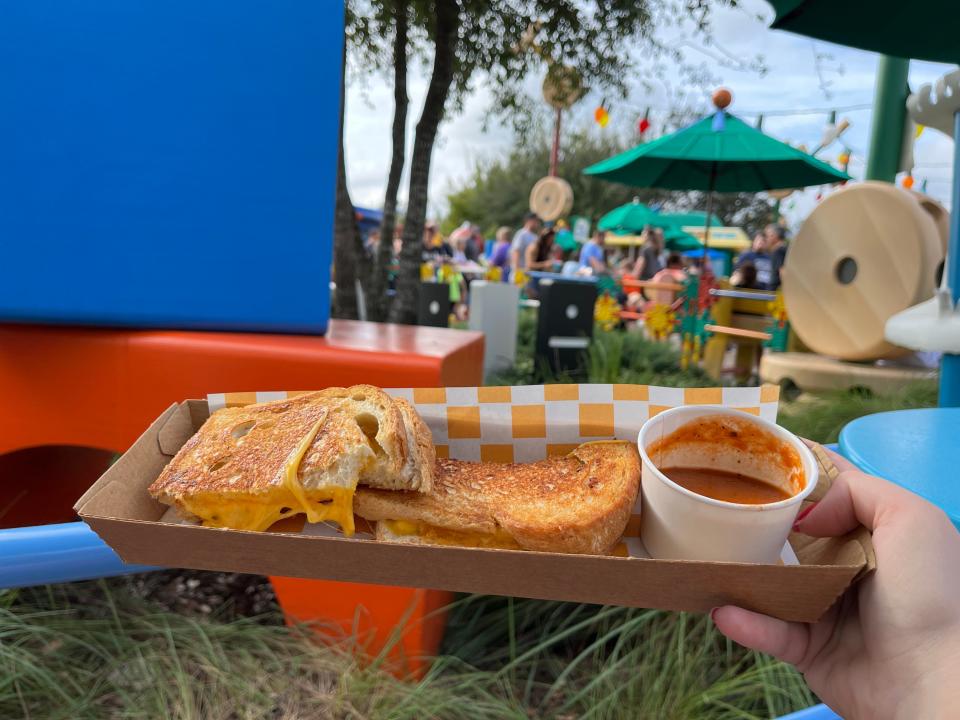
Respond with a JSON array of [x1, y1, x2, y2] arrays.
[[865, 55, 910, 182]]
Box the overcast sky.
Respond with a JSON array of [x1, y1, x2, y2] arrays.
[[342, 0, 956, 231]]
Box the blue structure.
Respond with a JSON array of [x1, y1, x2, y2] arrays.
[[0, 0, 342, 334], [355, 206, 384, 239], [0, 523, 156, 589], [840, 408, 960, 530]]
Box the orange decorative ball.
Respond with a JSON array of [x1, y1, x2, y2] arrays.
[[902, 174, 915, 189], [712, 87, 732, 110]]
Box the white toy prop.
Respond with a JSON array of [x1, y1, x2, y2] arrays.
[[907, 68, 960, 139], [887, 68, 960, 354]]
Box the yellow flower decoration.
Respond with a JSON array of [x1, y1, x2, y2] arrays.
[[485, 265, 503, 282], [513, 269, 528, 287], [420, 264, 435, 282], [594, 294, 622, 331], [437, 264, 456, 284], [768, 292, 788, 324], [645, 303, 676, 341]]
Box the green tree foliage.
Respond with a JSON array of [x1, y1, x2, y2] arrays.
[[443, 125, 777, 237]]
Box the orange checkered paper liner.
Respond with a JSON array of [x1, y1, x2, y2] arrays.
[[206, 384, 793, 561]]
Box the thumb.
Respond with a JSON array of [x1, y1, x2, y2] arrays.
[[711, 606, 810, 666], [795, 464, 913, 537]]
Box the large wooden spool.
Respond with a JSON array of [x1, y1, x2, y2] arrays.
[[529, 176, 574, 221], [783, 182, 943, 360]]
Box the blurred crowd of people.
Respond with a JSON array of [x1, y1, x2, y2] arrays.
[[359, 211, 790, 323]]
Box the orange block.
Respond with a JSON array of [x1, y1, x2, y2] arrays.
[[0, 320, 483, 674], [268, 577, 455, 679]]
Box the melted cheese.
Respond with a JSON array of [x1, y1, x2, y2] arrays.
[[383, 520, 522, 550], [189, 499, 286, 532], [185, 417, 357, 535]]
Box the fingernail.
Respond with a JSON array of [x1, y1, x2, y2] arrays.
[[792, 502, 817, 530], [709, 607, 720, 623]]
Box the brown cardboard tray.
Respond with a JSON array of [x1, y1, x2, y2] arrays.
[[76, 400, 875, 622]]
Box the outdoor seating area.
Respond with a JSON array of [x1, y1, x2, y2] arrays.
[[1, 1, 959, 718]]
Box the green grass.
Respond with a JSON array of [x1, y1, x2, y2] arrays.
[[779, 382, 936, 445], [0, 582, 523, 720], [1, 582, 814, 719], [486, 311, 712, 388]]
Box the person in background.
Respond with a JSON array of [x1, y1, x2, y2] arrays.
[[450, 233, 469, 264], [510, 212, 541, 273], [733, 232, 772, 289], [523, 227, 556, 299], [490, 226, 512, 280], [579, 230, 607, 274], [561, 247, 581, 276], [364, 229, 381, 259], [764, 223, 788, 291], [647, 252, 687, 307], [731, 262, 759, 290], [625, 252, 686, 314], [549, 244, 567, 273], [422, 222, 453, 267], [525, 227, 556, 272], [467, 224, 484, 262], [631, 226, 664, 281], [390, 222, 404, 262]]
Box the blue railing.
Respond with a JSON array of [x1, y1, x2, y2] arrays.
[[0, 522, 157, 589]]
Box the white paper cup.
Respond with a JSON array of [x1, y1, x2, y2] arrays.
[[637, 406, 818, 563]]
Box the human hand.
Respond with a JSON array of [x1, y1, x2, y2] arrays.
[[712, 446, 960, 719]]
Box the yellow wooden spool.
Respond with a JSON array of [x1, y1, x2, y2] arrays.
[[529, 176, 574, 221], [783, 182, 942, 360]]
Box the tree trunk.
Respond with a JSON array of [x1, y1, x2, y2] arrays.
[[389, 0, 459, 324], [368, 2, 409, 322], [332, 35, 367, 320]]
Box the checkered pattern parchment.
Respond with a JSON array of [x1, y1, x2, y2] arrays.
[[205, 384, 791, 561]]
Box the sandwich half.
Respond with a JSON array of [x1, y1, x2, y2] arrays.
[[354, 440, 640, 555], [149, 386, 434, 534]]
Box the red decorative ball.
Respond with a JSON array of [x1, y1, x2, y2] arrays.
[[638, 117, 651, 134], [712, 87, 732, 110]]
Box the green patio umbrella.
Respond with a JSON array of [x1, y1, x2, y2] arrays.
[[554, 227, 580, 252], [584, 110, 849, 248], [661, 226, 703, 252], [656, 211, 723, 229], [768, 0, 959, 64], [584, 112, 848, 192], [597, 198, 660, 234]]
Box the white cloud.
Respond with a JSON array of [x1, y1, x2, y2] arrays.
[[344, 0, 957, 229]]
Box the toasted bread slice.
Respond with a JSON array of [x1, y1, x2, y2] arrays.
[[355, 441, 640, 555], [149, 385, 435, 534]]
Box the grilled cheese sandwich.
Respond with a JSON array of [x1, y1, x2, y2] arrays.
[[356, 441, 641, 555]]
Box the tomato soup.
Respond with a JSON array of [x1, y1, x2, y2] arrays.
[[660, 467, 792, 505]]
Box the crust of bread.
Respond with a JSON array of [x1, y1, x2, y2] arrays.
[[355, 440, 640, 555], [393, 397, 435, 492]]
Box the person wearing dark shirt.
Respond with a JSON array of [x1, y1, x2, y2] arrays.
[[732, 233, 769, 290], [631, 226, 664, 281], [765, 223, 788, 291]]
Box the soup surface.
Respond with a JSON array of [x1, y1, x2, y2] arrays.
[[661, 467, 792, 505]]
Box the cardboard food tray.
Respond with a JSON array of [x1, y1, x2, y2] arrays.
[[76, 385, 875, 622]]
